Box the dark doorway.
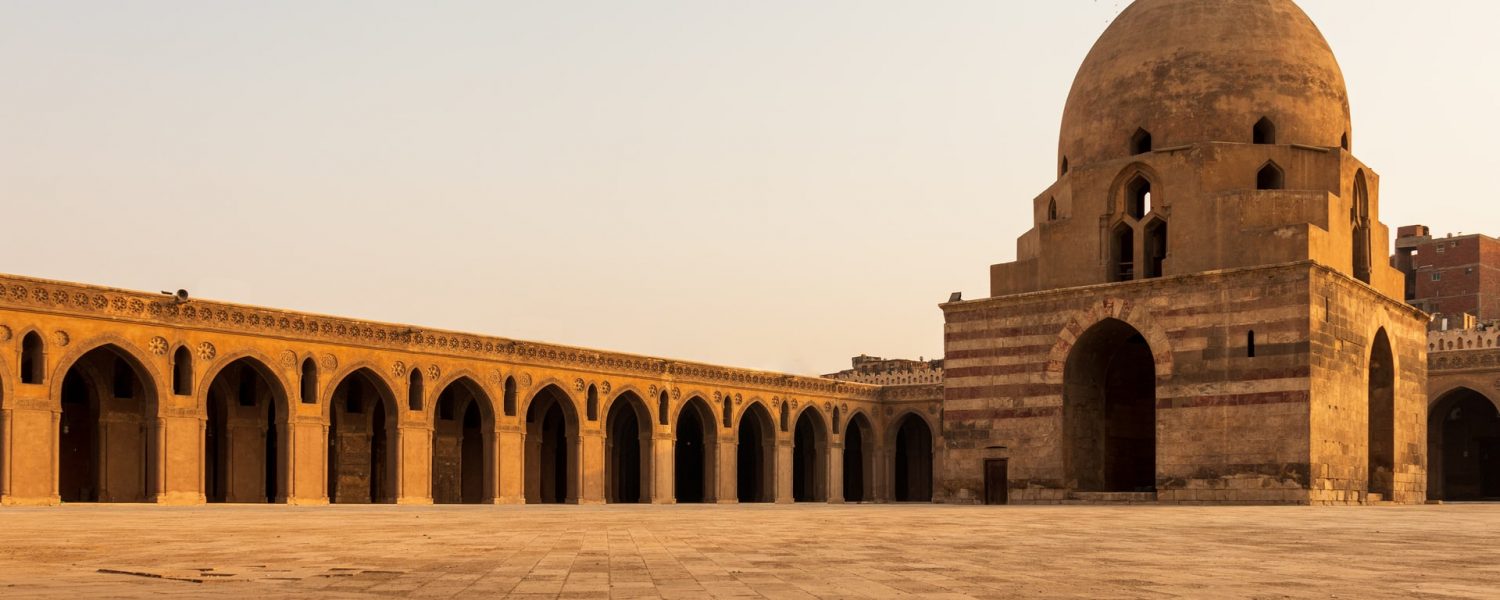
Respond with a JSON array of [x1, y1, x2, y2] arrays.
[[1429, 389, 1500, 501], [1368, 329, 1396, 500], [985, 459, 1008, 505], [525, 385, 577, 504], [1064, 318, 1157, 493], [432, 378, 494, 504], [894, 414, 934, 502], [205, 359, 285, 503], [605, 392, 650, 504], [327, 369, 396, 504], [737, 403, 774, 502], [674, 397, 716, 503], [792, 409, 827, 502], [57, 346, 156, 503], [843, 414, 874, 502]]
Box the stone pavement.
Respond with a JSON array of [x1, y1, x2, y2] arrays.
[[0, 503, 1497, 599]]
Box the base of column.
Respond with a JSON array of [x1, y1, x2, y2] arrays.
[[1, 495, 60, 506]]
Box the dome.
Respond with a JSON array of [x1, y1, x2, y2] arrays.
[[1058, 0, 1351, 169]]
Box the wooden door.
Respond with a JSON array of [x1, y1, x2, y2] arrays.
[[984, 459, 1008, 505]]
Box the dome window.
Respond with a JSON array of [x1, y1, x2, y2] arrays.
[[1126, 175, 1152, 219], [1257, 162, 1285, 190], [1047, 198, 1058, 222], [1060, 157, 1070, 177], [1341, 133, 1350, 151], [1130, 128, 1153, 155], [1253, 118, 1276, 145]]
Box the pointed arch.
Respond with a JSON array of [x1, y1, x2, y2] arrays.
[[171, 346, 193, 396], [407, 369, 424, 411], [1130, 127, 1153, 155], [326, 367, 399, 504], [792, 407, 828, 502], [891, 412, 935, 502], [604, 390, 653, 503], [842, 412, 875, 503], [20, 331, 44, 384], [1047, 198, 1058, 222], [586, 384, 599, 421], [431, 376, 496, 504], [524, 384, 580, 503], [299, 358, 317, 404], [503, 376, 517, 416], [203, 356, 291, 503], [1367, 328, 1396, 501], [1253, 117, 1276, 145], [1063, 318, 1157, 493], [1352, 169, 1372, 284], [736, 401, 776, 503], [1257, 161, 1285, 190], [674, 395, 718, 503], [1428, 387, 1500, 501], [54, 341, 161, 503]]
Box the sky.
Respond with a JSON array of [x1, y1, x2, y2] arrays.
[[3, 1, 1498, 376]]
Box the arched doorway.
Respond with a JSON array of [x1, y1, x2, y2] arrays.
[[204, 358, 288, 503], [604, 391, 653, 503], [674, 396, 717, 503], [843, 413, 874, 503], [57, 345, 158, 503], [1428, 388, 1500, 501], [1064, 318, 1157, 493], [525, 385, 579, 504], [327, 369, 397, 504], [1368, 329, 1396, 500], [431, 378, 495, 504], [893, 414, 934, 502], [737, 402, 775, 502], [792, 409, 827, 502]]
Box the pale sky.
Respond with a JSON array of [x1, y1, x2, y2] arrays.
[[3, 1, 1497, 375]]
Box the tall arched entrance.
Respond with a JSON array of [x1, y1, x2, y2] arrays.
[[1064, 318, 1157, 493], [736, 402, 775, 503], [58, 345, 158, 503], [1428, 388, 1500, 501], [1368, 329, 1396, 500], [205, 358, 288, 503], [327, 369, 397, 504], [792, 409, 827, 502], [431, 378, 495, 504], [604, 391, 652, 504], [893, 414, 933, 502], [674, 396, 717, 503], [842, 413, 874, 503], [525, 385, 579, 504]]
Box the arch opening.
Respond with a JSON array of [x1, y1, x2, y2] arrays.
[[893, 414, 934, 502], [1428, 388, 1500, 501], [1047, 198, 1058, 222], [1111, 223, 1135, 283], [1126, 176, 1151, 219], [172, 346, 192, 396], [736, 403, 775, 503], [205, 358, 288, 503], [674, 397, 717, 503], [843, 414, 875, 503], [299, 359, 317, 404], [792, 409, 828, 503], [1253, 117, 1277, 144], [327, 369, 397, 504], [1064, 318, 1157, 493], [432, 378, 495, 504], [58, 345, 159, 503], [1367, 329, 1396, 500], [407, 370, 423, 411], [1130, 128, 1152, 155], [503, 377, 517, 416], [604, 392, 652, 504], [525, 385, 578, 504], [1257, 162, 1285, 190], [1352, 170, 1372, 284], [1144, 218, 1168, 279]]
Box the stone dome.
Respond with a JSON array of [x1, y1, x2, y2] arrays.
[[1058, 0, 1351, 169]]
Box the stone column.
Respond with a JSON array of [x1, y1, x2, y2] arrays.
[[828, 440, 845, 504], [652, 433, 675, 504], [578, 429, 603, 504], [717, 438, 738, 503], [775, 437, 793, 504], [289, 419, 328, 505], [396, 423, 433, 504], [496, 425, 525, 504]]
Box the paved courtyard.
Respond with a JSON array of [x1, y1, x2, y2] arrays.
[[0, 503, 1496, 599]]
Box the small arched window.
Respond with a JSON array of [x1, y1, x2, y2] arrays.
[[300, 358, 317, 404], [1126, 176, 1151, 219], [1111, 223, 1135, 283], [1248, 330, 1257, 358], [407, 369, 423, 411], [1341, 133, 1350, 151], [503, 377, 517, 416], [20, 331, 44, 384], [1131, 128, 1153, 155], [1047, 198, 1058, 222], [172, 346, 192, 396], [1144, 219, 1168, 279], [658, 391, 669, 426], [832, 407, 841, 432], [1253, 118, 1276, 145], [1060, 157, 1069, 177], [722, 398, 732, 428], [586, 385, 598, 421], [779, 401, 789, 432], [1257, 162, 1285, 190]]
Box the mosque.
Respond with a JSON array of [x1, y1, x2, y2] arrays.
[[0, 0, 1428, 507]]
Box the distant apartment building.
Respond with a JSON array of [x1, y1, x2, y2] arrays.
[[825, 354, 944, 386], [1394, 225, 1500, 323]]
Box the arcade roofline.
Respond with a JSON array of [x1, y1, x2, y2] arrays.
[[0, 272, 882, 399]]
